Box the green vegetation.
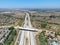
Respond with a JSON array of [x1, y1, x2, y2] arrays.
[[55, 30, 60, 37], [47, 35, 54, 39], [35, 20, 60, 25], [38, 32, 47, 45], [8, 26, 15, 30], [41, 23, 47, 28], [0, 43, 3, 45], [49, 15, 56, 18], [32, 15, 36, 17], [41, 20, 60, 25], [18, 19, 24, 26], [4, 26, 16, 45]]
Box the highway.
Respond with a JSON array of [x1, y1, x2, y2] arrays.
[[27, 12, 36, 45], [19, 31, 25, 45], [30, 32, 36, 45], [18, 12, 36, 45]]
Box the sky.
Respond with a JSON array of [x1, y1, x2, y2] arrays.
[[0, 0, 60, 8]]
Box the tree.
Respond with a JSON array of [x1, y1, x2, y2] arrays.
[[41, 23, 47, 28], [39, 33, 47, 45], [55, 30, 60, 37], [8, 26, 14, 30], [49, 15, 56, 18]]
